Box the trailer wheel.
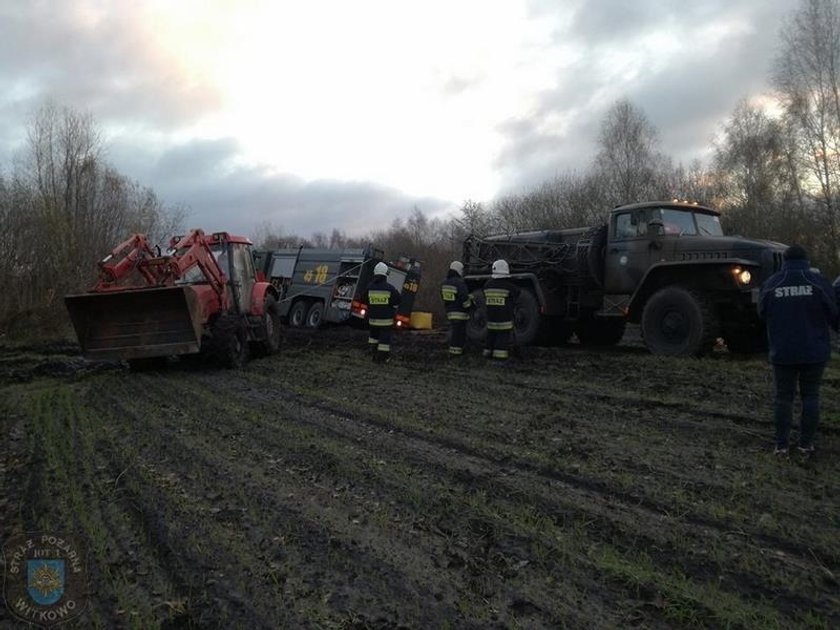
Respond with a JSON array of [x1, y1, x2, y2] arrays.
[[305, 301, 324, 329], [513, 289, 541, 346], [252, 295, 282, 357], [641, 287, 718, 356], [465, 291, 487, 343], [288, 300, 308, 328]]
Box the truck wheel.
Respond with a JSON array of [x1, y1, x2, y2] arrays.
[[252, 295, 282, 357], [513, 289, 540, 346], [465, 291, 487, 343], [641, 287, 718, 356], [288, 300, 308, 328], [575, 317, 626, 346], [305, 301, 324, 329]]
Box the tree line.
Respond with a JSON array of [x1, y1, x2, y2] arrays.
[[1, 0, 838, 335]]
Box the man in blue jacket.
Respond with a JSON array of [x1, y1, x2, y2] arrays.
[[758, 244, 838, 457]]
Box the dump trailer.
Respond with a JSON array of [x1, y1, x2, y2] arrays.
[[254, 246, 421, 329], [463, 200, 788, 356], [65, 230, 281, 369]]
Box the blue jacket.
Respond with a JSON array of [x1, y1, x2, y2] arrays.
[[758, 260, 838, 364]]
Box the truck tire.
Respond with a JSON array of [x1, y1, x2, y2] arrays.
[[641, 287, 718, 356], [288, 300, 308, 328], [466, 291, 487, 343], [513, 289, 540, 346], [305, 301, 324, 329], [575, 317, 626, 346], [251, 295, 282, 357]]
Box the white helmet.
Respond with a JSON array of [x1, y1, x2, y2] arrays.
[[491, 259, 510, 278], [374, 262, 389, 276], [449, 261, 464, 276]]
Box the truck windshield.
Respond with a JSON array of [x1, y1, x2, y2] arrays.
[[176, 244, 228, 284], [694, 212, 724, 236]]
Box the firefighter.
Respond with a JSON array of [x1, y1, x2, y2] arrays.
[[366, 261, 401, 363], [440, 260, 473, 356], [483, 259, 519, 360], [759, 244, 838, 456]]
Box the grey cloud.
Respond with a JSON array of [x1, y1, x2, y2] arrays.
[[0, 3, 222, 130], [108, 137, 453, 238], [498, 0, 793, 193]]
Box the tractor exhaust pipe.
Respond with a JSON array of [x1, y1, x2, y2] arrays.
[[64, 286, 204, 361]]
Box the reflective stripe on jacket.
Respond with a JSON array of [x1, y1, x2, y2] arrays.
[[441, 271, 472, 321], [367, 276, 401, 328], [483, 278, 519, 331]]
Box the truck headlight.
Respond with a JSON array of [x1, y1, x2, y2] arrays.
[[732, 266, 752, 285]]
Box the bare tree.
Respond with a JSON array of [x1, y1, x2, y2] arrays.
[[594, 99, 669, 206], [773, 0, 840, 264]]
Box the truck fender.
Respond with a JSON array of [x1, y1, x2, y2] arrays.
[[249, 282, 280, 316], [627, 258, 759, 319]]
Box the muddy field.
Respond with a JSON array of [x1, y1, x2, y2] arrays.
[[1, 326, 839, 629]]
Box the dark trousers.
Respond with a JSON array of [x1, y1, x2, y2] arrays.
[[369, 326, 392, 357], [447, 317, 467, 355], [484, 328, 511, 359], [772, 362, 825, 449]]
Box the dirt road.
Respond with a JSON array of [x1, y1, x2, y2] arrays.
[[1, 327, 838, 628]]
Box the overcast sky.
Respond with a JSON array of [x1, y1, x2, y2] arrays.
[[0, 0, 793, 237]]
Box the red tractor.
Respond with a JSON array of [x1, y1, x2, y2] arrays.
[[65, 229, 281, 369]]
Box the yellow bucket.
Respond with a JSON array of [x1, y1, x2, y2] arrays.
[[409, 311, 433, 330]]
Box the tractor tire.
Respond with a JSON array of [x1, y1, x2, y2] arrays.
[[211, 314, 248, 369], [288, 300, 308, 328], [641, 287, 719, 357], [465, 290, 487, 343], [575, 317, 626, 346], [513, 289, 540, 346], [305, 301, 324, 329], [251, 295, 282, 357]]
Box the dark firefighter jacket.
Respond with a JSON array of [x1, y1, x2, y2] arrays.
[[758, 259, 838, 364], [483, 278, 520, 331], [367, 275, 401, 327], [440, 270, 472, 321]]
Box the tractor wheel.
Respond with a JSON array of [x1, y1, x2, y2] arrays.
[[465, 290, 487, 343], [288, 300, 308, 328], [575, 317, 626, 346], [251, 295, 282, 357], [305, 301, 324, 329], [212, 314, 248, 368], [513, 289, 540, 346], [641, 287, 718, 356]]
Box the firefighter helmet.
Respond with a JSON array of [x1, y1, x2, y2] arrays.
[[374, 262, 389, 276], [449, 261, 464, 276], [491, 259, 510, 278]]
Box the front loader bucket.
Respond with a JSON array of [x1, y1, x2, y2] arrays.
[[64, 286, 204, 361]]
